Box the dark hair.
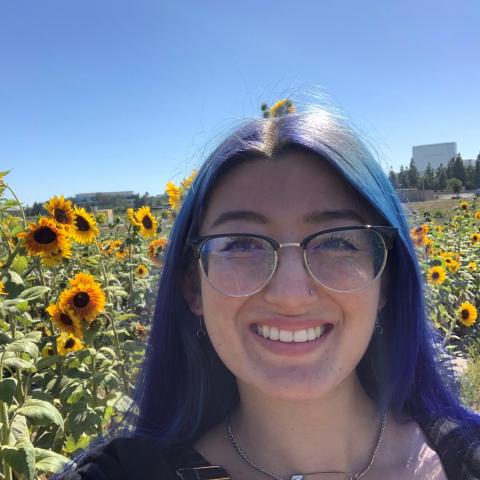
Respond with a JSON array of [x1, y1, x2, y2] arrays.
[[130, 106, 478, 447]]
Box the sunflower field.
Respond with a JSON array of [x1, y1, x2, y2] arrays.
[[0, 171, 194, 480]]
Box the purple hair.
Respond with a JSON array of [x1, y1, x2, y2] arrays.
[[130, 107, 478, 446]]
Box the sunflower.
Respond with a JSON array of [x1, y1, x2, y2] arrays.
[[435, 225, 443, 233], [134, 322, 148, 342], [148, 237, 168, 266], [134, 264, 149, 278], [180, 171, 197, 190], [135, 206, 158, 238], [460, 201, 469, 210], [468, 262, 477, 272], [70, 207, 99, 244], [59, 272, 106, 322], [165, 181, 182, 210], [446, 259, 460, 273], [44, 195, 75, 228], [41, 242, 73, 267], [268, 99, 296, 117], [475, 212, 480, 221], [41, 345, 55, 357], [115, 245, 128, 261], [46, 303, 83, 338], [0, 281, 6, 296], [472, 233, 479, 245], [127, 208, 139, 227], [99, 240, 115, 256], [427, 266, 446, 285], [457, 302, 478, 327], [412, 234, 425, 247], [17, 217, 69, 256], [57, 332, 84, 356]]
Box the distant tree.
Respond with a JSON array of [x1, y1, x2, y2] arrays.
[[422, 162, 435, 189], [453, 153, 466, 185], [447, 178, 463, 195], [435, 164, 447, 191], [446, 157, 456, 179], [474, 156, 480, 189], [27, 201, 44, 217], [465, 164, 476, 190], [398, 165, 409, 188], [408, 158, 419, 188], [388, 170, 399, 188]]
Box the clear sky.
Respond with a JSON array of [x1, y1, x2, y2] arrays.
[[1, 0, 479, 205]]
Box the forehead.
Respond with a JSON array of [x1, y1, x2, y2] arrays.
[[201, 151, 378, 232]]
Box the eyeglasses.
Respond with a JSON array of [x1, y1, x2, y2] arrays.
[[188, 225, 398, 297]]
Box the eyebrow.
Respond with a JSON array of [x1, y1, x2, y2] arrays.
[[209, 209, 367, 229]]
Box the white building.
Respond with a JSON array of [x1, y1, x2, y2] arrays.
[[412, 142, 457, 173]]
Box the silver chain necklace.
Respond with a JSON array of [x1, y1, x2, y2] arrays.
[[226, 413, 387, 480]]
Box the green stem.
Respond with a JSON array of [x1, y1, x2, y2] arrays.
[[90, 350, 98, 408], [4, 183, 27, 229], [103, 312, 129, 392], [0, 401, 12, 480]]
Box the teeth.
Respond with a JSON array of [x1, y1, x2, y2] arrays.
[[255, 324, 328, 343]]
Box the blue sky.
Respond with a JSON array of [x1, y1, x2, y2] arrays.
[[1, 0, 479, 205]]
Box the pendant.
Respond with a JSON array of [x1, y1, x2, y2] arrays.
[[291, 476, 304, 480]]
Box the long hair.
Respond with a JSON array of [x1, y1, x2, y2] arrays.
[[131, 106, 478, 447]]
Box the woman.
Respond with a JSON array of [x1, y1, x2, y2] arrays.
[[59, 104, 480, 479]]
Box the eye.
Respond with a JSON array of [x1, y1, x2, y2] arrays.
[[221, 237, 265, 253], [314, 235, 359, 252]]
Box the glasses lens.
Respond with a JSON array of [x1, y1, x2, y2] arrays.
[[306, 229, 387, 292], [199, 236, 276, 296]]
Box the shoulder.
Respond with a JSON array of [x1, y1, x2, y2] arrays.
[[56, 436, 182, 480], [419, 415, 480, 479]]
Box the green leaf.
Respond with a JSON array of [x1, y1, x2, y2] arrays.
[[3, 269, 24, 298], [65, 403, 102, 441], [34, 448, 70, 474], [6, 339, 39, 359], [16, 398, 64, 430], [116, 313, 138, 321], [0, 377, 17, 404], [64, 434, 91, 454], [3, 355, 35, 370], [18, 286, 51, 302], [11, 256, 28, 275], [1, 437, 35, 480]]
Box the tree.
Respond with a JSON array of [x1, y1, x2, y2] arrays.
[[447, 157, 456, 179], [465, 164, 476, 190], [447, 178, 463, 196], [453, 153, 466, 185], [423, 162, 435, 189], [408, 158, 419, 188], [435, 164, 447, 191], [398, 165, 409, 188], [474, 156, 480, 189], [388, 170, 398, 188]]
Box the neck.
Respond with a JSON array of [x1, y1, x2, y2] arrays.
[[229, 374, 384, 478]]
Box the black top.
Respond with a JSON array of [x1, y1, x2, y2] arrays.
[[57, 416, 480, 480]]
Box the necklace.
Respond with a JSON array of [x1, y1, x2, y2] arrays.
[[226, 412, 387, 480]]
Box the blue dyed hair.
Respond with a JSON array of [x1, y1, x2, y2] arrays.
[[131, 106, 478, 447]]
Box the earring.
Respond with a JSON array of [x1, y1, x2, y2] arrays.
[[309, 289, 315, 295], [196, 315, 207, 339]]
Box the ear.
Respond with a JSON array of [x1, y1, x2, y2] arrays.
[[182, 270, 203, 317]]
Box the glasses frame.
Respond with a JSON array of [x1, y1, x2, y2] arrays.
[[188, 225, 398, 296]]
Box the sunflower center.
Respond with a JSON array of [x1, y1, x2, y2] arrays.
[[432, 272, 439, 280], [75, 215, 91, 232], [54, 208, 69, 223], [462, 309, 470, 320], [33, 227, 57, 244], [65, 338, 76, 349], [142, 215, 153, 229], [60, 313, 74, 326], [47, 347, 54, 356], [73, 292, 90, 308]]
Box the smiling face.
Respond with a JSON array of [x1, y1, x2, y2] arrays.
[[186, 150, 387, 401]]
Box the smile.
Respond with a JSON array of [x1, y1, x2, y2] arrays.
[[253, 324, 333, 343]]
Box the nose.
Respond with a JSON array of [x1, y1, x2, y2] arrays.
[[262, 246, 319, 311]]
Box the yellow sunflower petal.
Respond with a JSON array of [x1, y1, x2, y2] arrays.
[[71, 207, 99, 244], [135, 206, 158, 238], [46, 303, 83, 338], [44, 195, 75, 228], [457, 302, 478, 327], [17, 217, 69, 256], [56, 332, 84, 356]]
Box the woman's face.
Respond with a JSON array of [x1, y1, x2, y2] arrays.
[[187, 151, 387, 401]]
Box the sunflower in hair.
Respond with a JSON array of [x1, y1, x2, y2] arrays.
[[57, 332, 84, 356], [457, 302, 478, 327], [44, 195, 75, 229], [46, 303, 83, 338], [18, 217, 70, 256], [135, 206, 158, 238], [71, 207, 99, 244], [148, 237, 168, 266], [59, 272, 106, 322]]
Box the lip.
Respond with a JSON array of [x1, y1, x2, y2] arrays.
[[249, 323, 334, 357]]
